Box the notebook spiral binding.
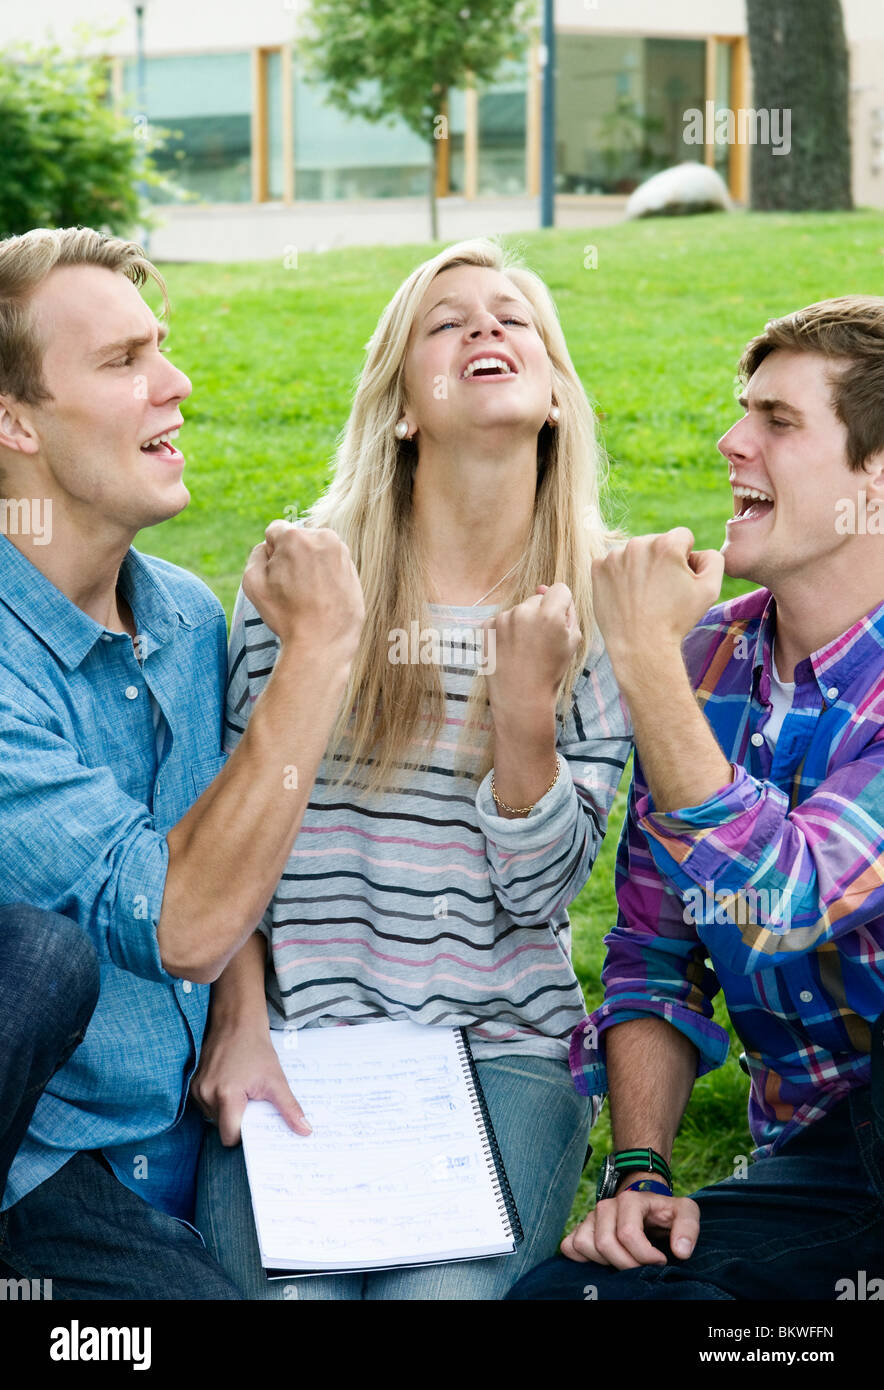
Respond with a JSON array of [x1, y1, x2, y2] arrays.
[[454, 1028, 524, 1246]]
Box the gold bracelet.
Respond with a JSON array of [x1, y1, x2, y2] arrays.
[[490, 757, 560, 816]]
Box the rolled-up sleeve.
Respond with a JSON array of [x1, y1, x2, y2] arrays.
[[570, 758, 730, 1099], [0, 699, 172, 982], [475, 637, 633, 926], [634, 739, 884, 974]]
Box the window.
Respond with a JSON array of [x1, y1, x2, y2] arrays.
[[123, 53, 252, 203], [556, 35, 706, 194], [478, 57, 527, 195], [448, 88, 468, 195], [267, 49, 285, 200], [714, 39, 733, 181], [292, 66, 431, 200]]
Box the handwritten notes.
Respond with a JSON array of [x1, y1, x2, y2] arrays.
[[241, 1021, 516, 1274]]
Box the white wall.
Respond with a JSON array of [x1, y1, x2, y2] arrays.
[[849, 42, 884, 206], [556, 0, 746, 39], [557, 0, 884, 42], [6, 0, 884, 56], [1, 0, 298, 54], [843, 0, 884, 42], [4, 0, 882, 208]]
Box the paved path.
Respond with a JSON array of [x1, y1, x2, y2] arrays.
[[145, 195, 629, 262]]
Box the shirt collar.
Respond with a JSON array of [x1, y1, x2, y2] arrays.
[[751, 592, 776, 702], [810, 594, 884, 695], [0, 535, 182, 671], [751, 588, 884, 702]]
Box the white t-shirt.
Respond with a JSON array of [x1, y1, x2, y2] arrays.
[[764, 647, 796, 749]]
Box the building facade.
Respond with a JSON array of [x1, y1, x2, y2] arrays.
[[6, 0, 884, 230]]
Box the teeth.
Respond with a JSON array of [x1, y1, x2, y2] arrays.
[[461, 357, 513, 379], [141, 428, 181, 449], [732, 485, 773, 502]]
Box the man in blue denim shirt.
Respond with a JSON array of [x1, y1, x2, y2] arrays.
[[0, 227, 365, 1298]]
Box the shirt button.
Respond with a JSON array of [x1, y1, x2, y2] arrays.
[[799, 990, 813, 1003], [750, 732, 764, 747], [182, 980, 193, 994], [826, 687, 838, 700], [124, 686, 139, 700], [101, 633, 113, 642]]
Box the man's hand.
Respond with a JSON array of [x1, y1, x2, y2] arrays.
[[561, 1188, 700, 1268], [243, 521, 365, 663], [483, 582, 582, 731], [589, 532, 732, 811], [591, 529, 724, 674], [191, 1021, 311, 1148]]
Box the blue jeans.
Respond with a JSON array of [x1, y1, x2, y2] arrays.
[[195, 1052, 593, 1299], [508, 1083, 884, 1301], [0, 1150, 242, 1299], [0, 903, 100, 1202], [0, 904, 241, 1300]]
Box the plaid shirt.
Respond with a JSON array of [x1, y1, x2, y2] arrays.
[[570, 588, 884, 1157]]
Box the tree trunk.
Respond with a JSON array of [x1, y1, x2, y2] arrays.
[[746, 0, 853, 211]]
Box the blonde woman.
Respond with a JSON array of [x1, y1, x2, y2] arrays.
[[192, 237, 632, 1299]]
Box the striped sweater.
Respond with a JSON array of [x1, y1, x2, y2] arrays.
[[225, 589, 632, 1063]]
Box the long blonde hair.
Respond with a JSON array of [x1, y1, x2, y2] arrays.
[[305, 236, 619, 799]]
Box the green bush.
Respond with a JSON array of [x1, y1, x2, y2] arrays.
[[0, 40, 168, 239]]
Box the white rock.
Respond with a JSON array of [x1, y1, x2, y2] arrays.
[[625, 162, 733, 220]]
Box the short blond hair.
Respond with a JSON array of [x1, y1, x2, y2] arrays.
[[0, 226, 168, 405]]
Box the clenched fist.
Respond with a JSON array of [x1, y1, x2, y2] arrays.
[[483, 582, 582, 732], [243, 522, 365, 664], [591, 529, 724, 674]]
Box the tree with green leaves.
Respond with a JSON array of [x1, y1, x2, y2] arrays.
[[298, 0, 535, 239], [745, 0, 853, 211], [0, 39, 170, 239]]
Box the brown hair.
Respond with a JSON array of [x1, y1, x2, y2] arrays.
[[739, 296, 884, 470], [0, 226, 167, 406]]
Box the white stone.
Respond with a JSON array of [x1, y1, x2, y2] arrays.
[[625, 162, 733, 220]]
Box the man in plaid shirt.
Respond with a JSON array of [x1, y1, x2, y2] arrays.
[[511, 296, 884, 1301]]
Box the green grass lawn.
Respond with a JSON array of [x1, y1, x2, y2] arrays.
[[140, 208, 884, 1227]]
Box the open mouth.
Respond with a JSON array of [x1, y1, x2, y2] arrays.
[[140, 428, 182, 457], [729, 485, 774, 524], [460, 356, 517, 380]]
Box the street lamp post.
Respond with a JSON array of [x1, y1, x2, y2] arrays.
[[540, 0, 556, 227], [135, 3, 146, 116], [133, 2, 150, 251]]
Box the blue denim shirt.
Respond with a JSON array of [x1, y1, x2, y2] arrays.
[[0, 535, 227, 1218]]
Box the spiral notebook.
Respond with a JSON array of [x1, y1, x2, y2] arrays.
[[240, 1020, 522, 1277]]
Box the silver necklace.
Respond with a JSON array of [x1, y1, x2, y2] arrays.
[[470, 554, 525, 607]]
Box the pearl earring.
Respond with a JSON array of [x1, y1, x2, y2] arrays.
[[395, 419, 409, 439], [548, 405, 560, 424]]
